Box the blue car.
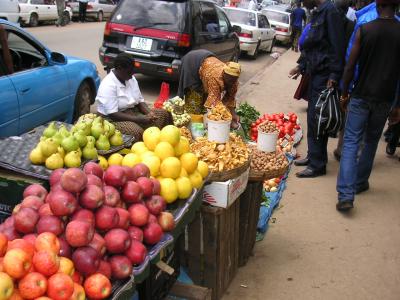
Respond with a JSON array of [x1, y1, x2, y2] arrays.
[[0, 19, 101, 138]]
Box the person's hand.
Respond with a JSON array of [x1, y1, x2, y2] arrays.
[[327, 79, 337, 89], [340, 94, 350, 112], [0, 25, 7, 41], [289, 66, 301, 79], [134, 115, 152, 124], [146, 111, 157, 121], [389, 107, 400, 125]]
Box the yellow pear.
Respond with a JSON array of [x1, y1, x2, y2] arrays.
[[29, 147, 45, 165]]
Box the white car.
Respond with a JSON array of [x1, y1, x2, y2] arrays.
[[224, 7, 276, 59], [66, 0, 116, 22], [0, 0, 20, 24], [18, 0, 73, 27], [262, 6, 292, 44]]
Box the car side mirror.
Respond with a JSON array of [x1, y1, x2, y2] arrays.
[[232, 25, 241, 34], [49, 52, 67, 65]]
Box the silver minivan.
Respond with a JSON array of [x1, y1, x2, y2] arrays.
[[0, 0, 20, 24]]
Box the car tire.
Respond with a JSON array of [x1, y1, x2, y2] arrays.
[[73, 81, 93, 122], [29, 13, 39, 27], [268, 37, 276, 53], [250, 41, 260, 60], [63, 11, 70, 25], [97, 11, 103, 22]]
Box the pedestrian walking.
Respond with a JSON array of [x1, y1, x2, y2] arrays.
[[290, 1, 306, 52], [55, 0, 65, 27], [290, 0, 346, 178], [79, 0, 89, 23], [336, 0, 400, 211]]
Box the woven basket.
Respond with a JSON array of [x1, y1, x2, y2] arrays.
[[249, 164, 288, 182], [207, 159, 250, 182]]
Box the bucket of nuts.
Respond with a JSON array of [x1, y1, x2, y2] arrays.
[[257, 121, 279, 152], [206, 104, 232, 143]]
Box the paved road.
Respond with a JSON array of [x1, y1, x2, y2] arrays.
[[27, 22, 286, 102]]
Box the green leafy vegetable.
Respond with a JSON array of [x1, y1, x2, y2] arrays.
[[236, 102, 260, 140]]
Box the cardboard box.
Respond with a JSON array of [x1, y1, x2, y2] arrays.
[[202, 168, 249, 208]]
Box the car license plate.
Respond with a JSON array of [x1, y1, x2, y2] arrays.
[[131, 37, 153, 51]]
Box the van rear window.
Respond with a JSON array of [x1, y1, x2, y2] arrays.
[[112, 0, 187, 32], [264, 10, 289, 24]]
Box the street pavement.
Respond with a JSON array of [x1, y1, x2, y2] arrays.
[[27, 22, 286, 102], [222, 50, 400, 300]]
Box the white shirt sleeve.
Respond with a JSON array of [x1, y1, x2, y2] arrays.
[[96, 78, 119, 115], [130, 76, 145, 104]]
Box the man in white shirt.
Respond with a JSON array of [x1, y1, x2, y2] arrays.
[[96, 54, 171, 141]]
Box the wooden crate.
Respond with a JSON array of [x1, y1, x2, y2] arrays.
[[168, 282, 212, 300], [182, 200, 240, 300], [238, 181, 263, 267]]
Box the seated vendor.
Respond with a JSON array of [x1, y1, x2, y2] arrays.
[[96, 54, 172, 141], [177, 49, 241, 128]]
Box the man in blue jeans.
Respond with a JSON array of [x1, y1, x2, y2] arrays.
[[290, 1, 307, 52], [336, 0, 400, 211]]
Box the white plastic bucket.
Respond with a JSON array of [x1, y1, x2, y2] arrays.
[[207, 118, 231, 143], [257, 129, 278, 152]]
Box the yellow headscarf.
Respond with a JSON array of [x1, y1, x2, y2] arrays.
[[223, 62, 241, 77]]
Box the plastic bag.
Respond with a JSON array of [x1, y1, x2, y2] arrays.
[[153, 82, 170, 108], [315, 88, 344, 138]]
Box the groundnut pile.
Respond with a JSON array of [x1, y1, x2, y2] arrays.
[[249, 145, 289, 172], [258, 121, 279, 134], [207, 104, 232, 122], [180, 126, 193, 142]]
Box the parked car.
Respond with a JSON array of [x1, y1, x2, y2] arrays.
[[262, 6, 291, 44], [259, 0, 278, 10], [66, 0, 116, 22], [99, 0, 241, 81], [0, 19, 100, 138], [223, 7, 275, 59], [18, 0, 73, 27], [0, 0, 20, 24]]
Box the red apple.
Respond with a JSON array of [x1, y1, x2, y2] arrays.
[[104, 229, 131, 254], [21, 195, 43, 211], [127, 226, 143, 242], [151, 178, 161, 195], [50, 182, 64, 193], [87, 174, 103, 188], [145, 195, 166, 216], [95, 206, 119, 231], [49, 168, 66, 186], [148, 214, 158, 224], [103, 186, 120, 207], [36, 215, 64, 235], [104, 166, 127, 188], [87, 233, 106, 257], [136, 177, 153, 198], [128, 204, 149, 227], [14, 207, 39, 234], [84, 274, 111, 299], [61, 168, 88, 193], [0, 226, 20, 241], [23, 184, 48, 202], [125, 240, 147, 265], [122, 166, 137, 181], [48, 190, 78, 216], [143, 222, 163, 245], [122, 181, 143, 204], [38, 203, 53, 216], [71, 209, 95, 227], [58, 236, 72, 258], [109, 255, 132, 280], [115, 208, 130, 229], [66, 220, 94, 247], [83, 162, 103, 179], [23, 233, 37, 247], [132, 163, 150, 178], [72, 246, 100, 277], [79, 185, 104, 210], [158, 212, 175, 232], [97, 260, 112, 279]]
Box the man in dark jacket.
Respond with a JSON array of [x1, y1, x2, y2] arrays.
[[336, 0, 400, 211], [290, 0, 346, 178]]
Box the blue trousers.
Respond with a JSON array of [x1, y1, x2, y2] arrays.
[[337, 98, 391, 202]]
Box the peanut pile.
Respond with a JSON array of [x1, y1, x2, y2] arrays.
[[190, 133, 249, 172], [180, 126, 193, 142], [258, 121, 279, 134], [249, 145, 288, 172], [207, 104, 232, 122]]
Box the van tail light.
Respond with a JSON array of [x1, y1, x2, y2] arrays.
[[104, 22, 111, 36], [177, 34, 191, 47], [239, 32, 253, 38], [276, 27, 288, 32], [87, 3, 94, 9]]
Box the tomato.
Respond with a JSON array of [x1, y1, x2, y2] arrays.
[[251, 122, 257, 128], [278, 113, 284, 119], [256, 120, 262, 125], [263, 114, 269, 119], [294, 124, 300, 130], [274, 178, 281, 184], [251, 127, 258, 133], [290, 115, 297, 123], [277, 120, 284, 127]]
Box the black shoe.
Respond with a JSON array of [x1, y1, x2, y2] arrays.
[[356, 182, 369, 194], [336, 200, 354, 212], [294, 158, 309, 166], [296, 168, 326, 178], [386, 143, 396, 155], [333, 149, 341, 162]]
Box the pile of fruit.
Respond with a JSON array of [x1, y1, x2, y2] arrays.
[[163, 97, 191, 127], [190, 133, 249, 172], [30, 115, 124, 169], [263, 178, 281, 192], [0, 164, 178, 294], [249, 145, 289, 172], [250, 113, 300, 141], [97, 125, 209, 204], [0, 230, 112, 300], [207, 104, 232, 122]]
